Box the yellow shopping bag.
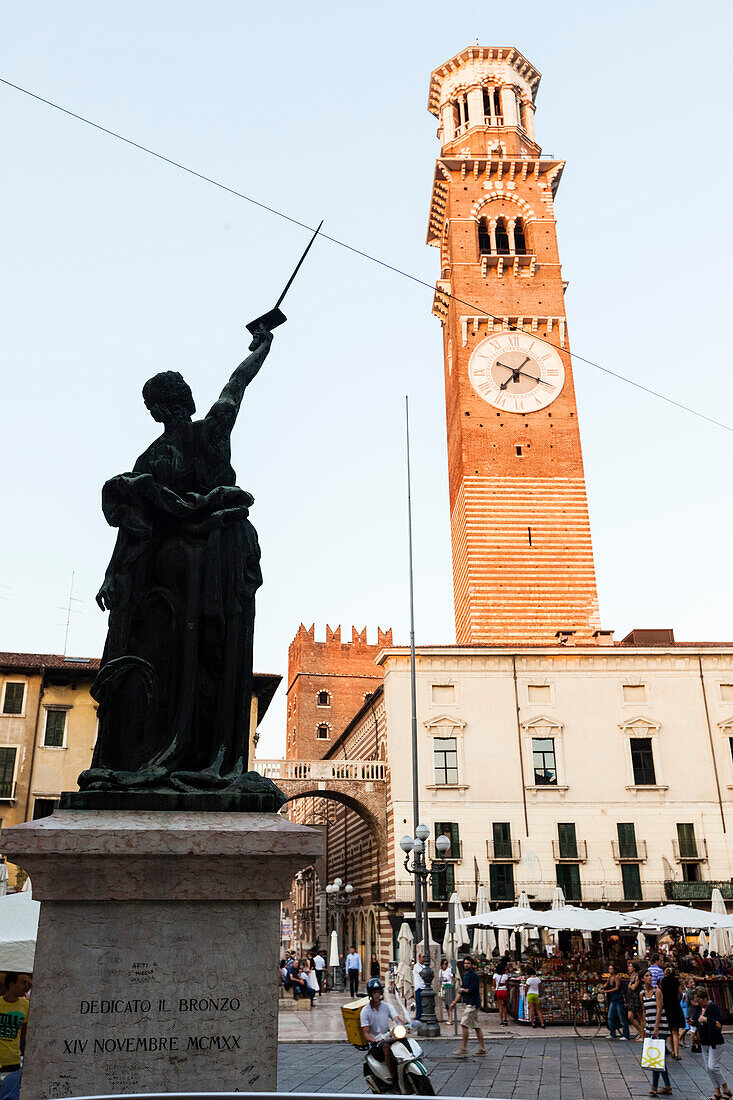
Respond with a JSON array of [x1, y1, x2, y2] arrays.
[[641, 1038, 666, 1069]]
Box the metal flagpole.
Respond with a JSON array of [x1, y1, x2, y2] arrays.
[[405, 396, 422, 932]]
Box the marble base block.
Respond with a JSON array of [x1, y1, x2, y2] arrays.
[[2, 810, 321, 1100]]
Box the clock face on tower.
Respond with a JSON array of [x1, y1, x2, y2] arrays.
[[467, 331, 565, 413]]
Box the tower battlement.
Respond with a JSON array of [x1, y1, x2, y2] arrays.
[[286, 624, 391, 760]]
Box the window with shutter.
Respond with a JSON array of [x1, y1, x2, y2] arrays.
[[676, 823, 697, 859], [621, 864, 642, 901], [617, 823, 637, 860], [435, 822, 460, 859], [557, 823, 577, 859], [489, 864, 515, 902], [431, 863, 454, 902], [2, 684, 25, 715], [492, 822, 512, 859], [44, 710, 66, 747], [556, 863, 581, 901], [0, 748, 17, 798]]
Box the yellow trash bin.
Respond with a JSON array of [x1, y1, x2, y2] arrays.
[[341, 997, 369, 1048]]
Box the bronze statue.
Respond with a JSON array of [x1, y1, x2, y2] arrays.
[[71, 324, 284, 810]]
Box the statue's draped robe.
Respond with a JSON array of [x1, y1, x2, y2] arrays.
[[79, 409, 262, 792]]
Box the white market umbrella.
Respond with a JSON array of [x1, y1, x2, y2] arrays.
[[396, 922, 414, 1003], [636, 931, 647, 957], [457, 905, 539, 929], [633, 904, 733, 929], [472, 886, 493, 957], [443, 892, 469, 954], [20, 876, 31, 894], [0, 891, 39, 971], [0, 863, 8, 898], [699, 931, 709, 954], [328, 928, 340, 968], [710, 889, 732, 954], [517, 891, 531, 952], [540, 906, 639, 932], [497, 928, 510, 955]]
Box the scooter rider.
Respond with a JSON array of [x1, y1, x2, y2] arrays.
[[360, 978, 406, 1084]]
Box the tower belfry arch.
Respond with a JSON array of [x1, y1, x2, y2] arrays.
[[427, 45, 602, 645]]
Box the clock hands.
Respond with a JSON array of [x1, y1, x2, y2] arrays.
[[496, 358, 553, 390]]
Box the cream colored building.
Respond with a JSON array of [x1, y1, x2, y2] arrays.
[[381, 633, 733, 914]]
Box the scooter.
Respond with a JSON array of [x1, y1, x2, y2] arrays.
[[363, 1021, 435, 1095]]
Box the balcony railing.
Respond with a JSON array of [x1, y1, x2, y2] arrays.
[[392, 881, 478, 905], [672, 837, 708, 862], [612, 839, 648, 862], [253, 759, 386, 782], [552, 838, 588, 862], [665, 880, 733, 901], [486, 838, 521, 862], [517, 880, 667, 905]]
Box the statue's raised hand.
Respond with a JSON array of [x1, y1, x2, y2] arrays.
[[248, 322, 274, 354]]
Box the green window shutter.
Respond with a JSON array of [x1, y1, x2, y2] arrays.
[[621, 864, 642, 901], [677, 823, 697, 859], [558, 823, 577, 859], [2, 684, 24, 715], [556, 863, 581, 901], [493, 822, 512, 859], [617, 823, 637, 859], [489, 864, 515, 902], [450, 823, 460, 859], [44, 711, 66, 747], [0, 748, 17, 798]]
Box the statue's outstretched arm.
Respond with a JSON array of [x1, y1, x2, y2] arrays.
[[206, 324, 273, 429]]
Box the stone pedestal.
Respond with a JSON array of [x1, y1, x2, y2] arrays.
[[2, 810, 320, 1100]]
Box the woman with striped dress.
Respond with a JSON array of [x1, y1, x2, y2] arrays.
[[641, 968, 672, 1096]]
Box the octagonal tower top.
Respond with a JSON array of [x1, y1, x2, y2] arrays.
[[428, 46, 542, 156]]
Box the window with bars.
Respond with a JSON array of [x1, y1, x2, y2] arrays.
[[489, 863, 515, 902], [0, 748, 17, 799], [32, 798, 59, 820], [433, 737, 458, 785], [2, 683, 25, 715], [43, 710, 66, 748], [435, 822, 460, 859], [532, 738, 557, 785], [630, 737, 656, 785]]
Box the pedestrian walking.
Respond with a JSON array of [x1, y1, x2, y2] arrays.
[[312, 949, 325, 994], [524, 967, 545, 1029], [661, 966, 684, 1059], [439, 958, 454, 1023], [695, 988, 731, 1100], [346, 945, 362, 998], [602, 964, 630, 1040], [450, 955, 486, 1056], [492, 959, 510, 1026], [369, 952, 380, 980], [627, 961, 645, 1040], [648, 953, 665, 988], [641, 968, 672, 1096], [412, 954, 425, 1020]]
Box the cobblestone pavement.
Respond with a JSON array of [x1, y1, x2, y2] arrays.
[[277, 1035, 733, 1098]]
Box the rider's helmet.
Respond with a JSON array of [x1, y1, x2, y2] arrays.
[[367, 977, 384, 996]]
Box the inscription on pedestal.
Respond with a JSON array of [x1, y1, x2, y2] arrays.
[[22, 903, 277, 1100]]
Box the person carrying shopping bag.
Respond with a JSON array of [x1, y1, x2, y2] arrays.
[[641, 968, 672, 1096]]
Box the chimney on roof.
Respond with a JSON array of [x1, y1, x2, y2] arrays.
[[620, 628, 675, 646], [555, 629, 576, 646]]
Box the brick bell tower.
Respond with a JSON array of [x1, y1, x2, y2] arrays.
[[427, 46, 601, 645]]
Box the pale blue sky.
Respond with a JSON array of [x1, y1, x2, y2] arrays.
[[2, 0, 733, 757]]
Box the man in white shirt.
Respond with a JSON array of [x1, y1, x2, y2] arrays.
[[412, 953, 425, 1020], [360, 978, 405, 1086], [312, 951, 325, 995], [346, 945, 363, 998]]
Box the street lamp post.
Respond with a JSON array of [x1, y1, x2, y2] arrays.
[[325, 878, 353, 992], [400, 828, 451, 1037]]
